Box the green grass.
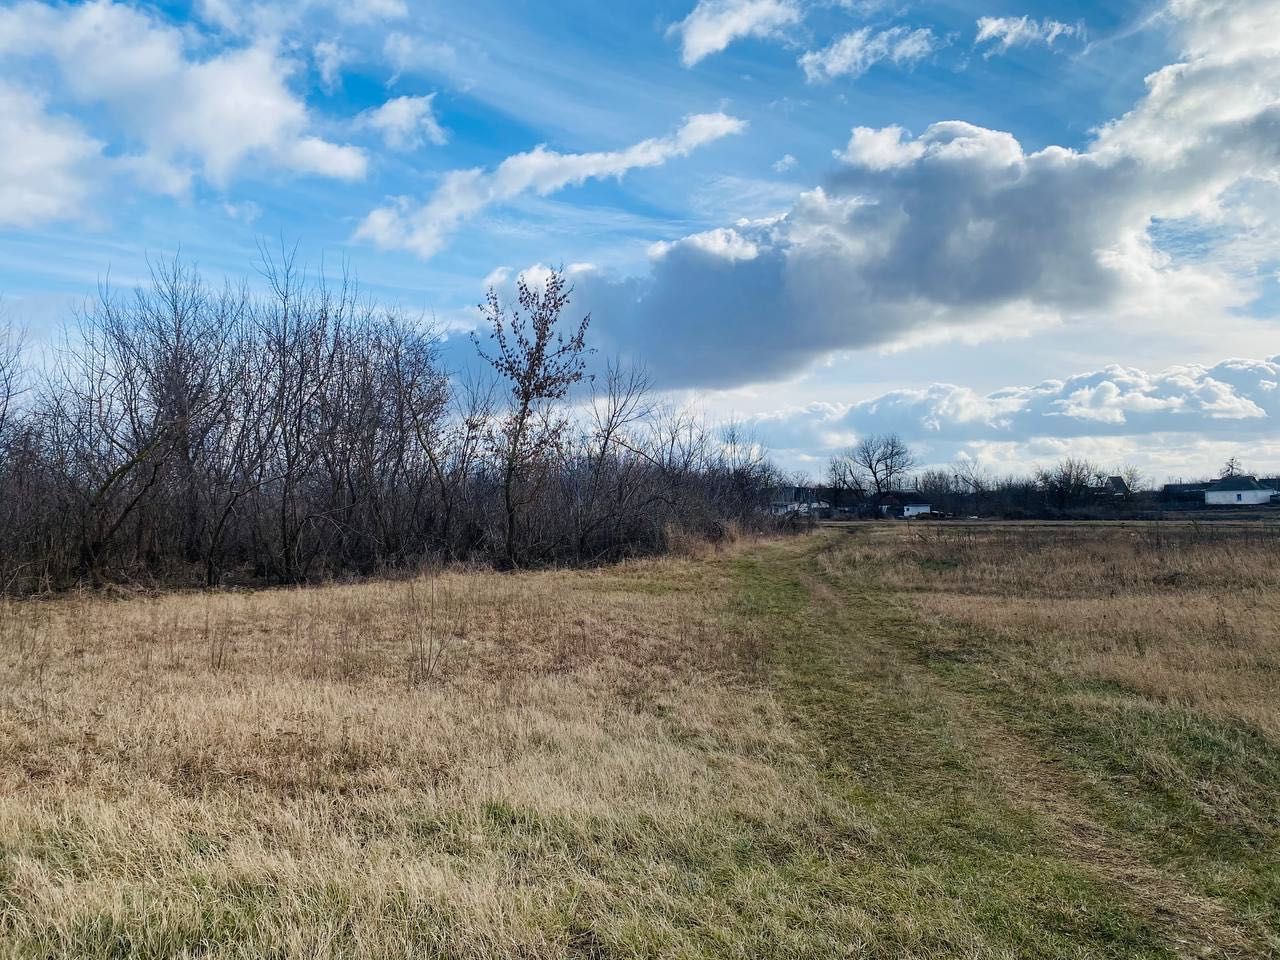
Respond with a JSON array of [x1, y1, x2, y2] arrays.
[[731, 539, 1184, 959], [928, 645, 1280, 949], [780, 527, 1278, 957]]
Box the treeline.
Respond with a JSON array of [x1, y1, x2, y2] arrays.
[[822, 437, 1152, 518], [914, 459, 1149, 518], [0, 258, 781, 594]]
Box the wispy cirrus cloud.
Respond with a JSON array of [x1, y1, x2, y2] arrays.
[[799, 25, 938, 83], [356, 112, 747, 259], [975, 15, 1082, 56]]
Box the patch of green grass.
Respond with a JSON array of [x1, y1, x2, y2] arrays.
[[818, 525, 1279, 955], [950, 669, 1280, 946], [728, 537, 1180, 958]]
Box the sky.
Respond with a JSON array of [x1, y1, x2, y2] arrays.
[[1, 0, 1278, 482]]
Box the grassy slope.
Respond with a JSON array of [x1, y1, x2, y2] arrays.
[[1, 528, 1276, 958]]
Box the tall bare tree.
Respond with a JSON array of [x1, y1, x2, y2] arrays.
[[842, 433, 917, 497], [473, 270, 591, 566]]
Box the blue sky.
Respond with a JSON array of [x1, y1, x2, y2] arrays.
[[2, 0, 1279, 480]]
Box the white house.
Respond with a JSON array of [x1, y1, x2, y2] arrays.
[[877, 491, 932, 518], [1205, 476, 1275, 506]]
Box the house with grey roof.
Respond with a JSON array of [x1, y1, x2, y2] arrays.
[[1205, 476, 1276, 506]]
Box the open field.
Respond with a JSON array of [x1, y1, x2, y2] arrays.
[[2, 523, 1278, 958]]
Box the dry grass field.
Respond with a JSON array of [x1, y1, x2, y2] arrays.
[[1, 523, 1278, 958]]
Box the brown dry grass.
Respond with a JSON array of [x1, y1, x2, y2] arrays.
[[837, 522, 1280, 737], [5, 523, 1278, 958], [0, 545, 860, 958]]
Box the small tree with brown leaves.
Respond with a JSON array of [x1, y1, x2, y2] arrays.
[[472, 270, 591, 566]]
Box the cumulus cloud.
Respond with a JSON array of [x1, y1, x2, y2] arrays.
[[846, 358, 1278, 439], [800, 25, 938, 82], [0, 0, 366, 200], [358, 94, 448, 150], [544, 0, 1280, 389], [356, 112, 747, 259], [669, 0, 801, 67], [974, 16, 1081, 55], [836, 124, 925, 169], [744, 356, 1280, 472], [773, 153, 798, 172], [0, 83, 102, 227]]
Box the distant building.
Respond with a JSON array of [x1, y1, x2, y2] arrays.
[[1205, 476, 1275, 506], [1160, 481, 1212, 504], [876, 490, 932, 519], [1096, 476, 1131, 498], [768, 486, 832, 517]]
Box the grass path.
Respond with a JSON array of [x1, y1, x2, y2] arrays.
[[733, 530, 1266, 958]]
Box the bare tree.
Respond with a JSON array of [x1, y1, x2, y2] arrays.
[[846, 433, 917, 497], [1118, 465, 1147, 499], [570, 361, 654, 559], [0, 315, 22, 436], [0, 255, 792, 593], [826, 454, 863, 509], [952, 459, 993, 515], [472, 270, 591, 566], [1036, 457, 1102, 510], [916, 468, 954, 510]]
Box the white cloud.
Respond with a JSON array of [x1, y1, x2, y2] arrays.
[[0, 83, 101, 226], [649, 227, 761, 262], [742, 355, 1280, 475], [669, 0, 802, 67], [773, 153, 798, 172], [553, 0, 1280, 389], [222, 199, 262, 223], [800, 26, 938, 83], [975, 15, 1081, 55], [194, 0, 406, 34], [336, 0, 407, 25], [0, 0, 366, 201], [313, 39, 350, 92], [383, 31, 460, 85], [837, 124, 925, 169], [356, 112, 747, 259], [358, 94, 448, 150]]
